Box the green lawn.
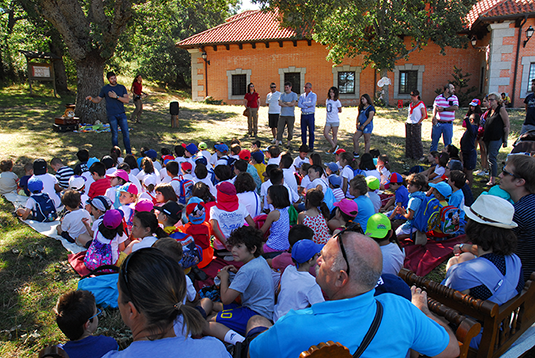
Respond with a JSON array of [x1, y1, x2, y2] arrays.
[[0, 83, 528, 356]]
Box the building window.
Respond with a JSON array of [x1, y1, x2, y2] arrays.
[[226, 68, 251, 100], [231, 74, 246, 96], [284, 73, 301, 94], [529, 63, 535, 89], [338, 72, 355, 94], [399, 71, 418, 95]]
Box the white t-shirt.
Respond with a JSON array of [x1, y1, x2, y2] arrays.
[[364, 169, 381, 181], [130, 168, 140, 177], [173, 275, 197, 339], [434, 165, 446, 177], [132, 235, 158, 252], [33, 173, 61, 208], [381, 243, 406, 276], [282, 168, 299, 200], [273, 265, 324, 322], [306, 178, 328, 194], [267, 157, 281, 166], [160, 168, 171, 183], [325, 99, 342, 124], [341, 165, 355, 198], [407, 101, 426, 124], [128, 173, 143, 194], [261, 180, 297, 210], [266, 91, 282, 114], [210, 204, 250, 250], [292, 156, 308, 172], [237, 191, 262, 218], [137, 171, 161, 185], [61, 209, 91, 238], [209, 153, 219, 166], [300, 175, 310, 190], [95, 231, 128, 263], [195, 176, 217, 198], [153, 161, 162, 173]]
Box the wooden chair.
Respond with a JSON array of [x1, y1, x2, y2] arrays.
[[399, 268, 535, 358], [300, 341, 352, 358]]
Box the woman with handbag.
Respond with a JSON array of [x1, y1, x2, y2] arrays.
[[130, 74, 147, 123], [244, 83, 260, 137]]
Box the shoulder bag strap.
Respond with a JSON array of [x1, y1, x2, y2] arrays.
[[353, 300, 383, 358]]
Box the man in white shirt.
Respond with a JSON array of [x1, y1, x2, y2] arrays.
[[297, 82, 317, 150], [266, 82, 282, 144]]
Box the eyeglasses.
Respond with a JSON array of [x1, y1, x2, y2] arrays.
[[270, 86, 276, 89], [502, 166, 521, 179], [332, 223, 364, 276], [88, 308, 102, 321]]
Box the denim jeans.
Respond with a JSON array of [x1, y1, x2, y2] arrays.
[[430, 122, 453, 152], [486, 139, 502, 177], [301, 113, 315, 149], [108, 112, 131, 154]]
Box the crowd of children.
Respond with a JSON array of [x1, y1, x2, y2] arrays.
[[2, 135, 487, 356]]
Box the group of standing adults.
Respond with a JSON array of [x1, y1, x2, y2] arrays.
[[245, 81, 375, 157]]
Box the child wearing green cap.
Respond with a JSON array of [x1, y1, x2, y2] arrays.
[[366, 213, 405, 275]]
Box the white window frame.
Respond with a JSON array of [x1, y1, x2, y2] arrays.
[[393, 64, 425, 99], [279, 66, 306, 93], [227, 68, 251, 100]]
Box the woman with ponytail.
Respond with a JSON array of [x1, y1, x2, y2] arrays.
[[297, 188, 331, 244], [103, 248, 229, 357]]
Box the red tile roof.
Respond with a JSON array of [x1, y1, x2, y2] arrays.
[[177, 9, 301, 48], [467, 0, 535, 28]]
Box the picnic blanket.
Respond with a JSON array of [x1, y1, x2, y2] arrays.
[[401, 234, 468, 277], [2, 192, 84, 255]]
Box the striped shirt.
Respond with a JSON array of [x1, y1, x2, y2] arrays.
[[513, 193, 535, 282], [433, 94, 459, 122], [55, 166, 74, 189]]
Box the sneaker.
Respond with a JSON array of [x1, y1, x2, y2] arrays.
[[353, 152, 360, 158], [271, 139, 276, 144], [334, 145, 340, 152]]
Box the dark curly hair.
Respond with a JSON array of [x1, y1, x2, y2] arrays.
[[226, 226, 263, 257], [465, 219, 517, 255], [235, 172, 256, 193]]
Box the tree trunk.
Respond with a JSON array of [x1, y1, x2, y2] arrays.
[[48, 33, 70, 94], [381, 68, 389, 107], [75, 51, 106, 124]]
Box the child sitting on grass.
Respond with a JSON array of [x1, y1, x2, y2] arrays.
[[79, 196, 113, 248], [271, 224, 315, 274], [56, 190, 90, 243], [0, 159, 19, 195], [366, 213, 405, 276], [15, 177, 57, 222], [273, 239, 324, 322], [382, 173, 408, 220], [349, 175, 374, 232], [104, 169, 129, 209], [19, 163, 33, 196], [261, 185, 291, 256], [395, 173, 427, 239], [55, 290, 118, 358], [297, 188, 331, 245], [88, 162, 111, 199], [200, 226, 274, 344]]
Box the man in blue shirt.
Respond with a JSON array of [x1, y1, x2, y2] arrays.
[[86, 72, 131, 154], [247, 231, 459, 358], [298, 82, 317, 150], [277, 82, 298, 148]]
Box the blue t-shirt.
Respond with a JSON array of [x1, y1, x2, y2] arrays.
[[449, 189, 465, 219], [99, 84, 127, 116], [279, 92, 298, 117], [353, 195, 375, 232], [61, 335, 118, 358]]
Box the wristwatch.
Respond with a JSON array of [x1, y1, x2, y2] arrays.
[[459, 243, 465, 252]]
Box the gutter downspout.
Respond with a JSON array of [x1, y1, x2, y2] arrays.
[[512, 16, 527, 107]]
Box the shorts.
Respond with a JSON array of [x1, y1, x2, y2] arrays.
[[325, 122, 340, 128], [358, 121, 373, 134], [268, 114, 280, 128], [462, 150, 477, 170], [215, 304, 259, 336]]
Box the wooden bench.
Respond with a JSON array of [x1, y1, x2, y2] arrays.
[[399, 268, 535, 358]]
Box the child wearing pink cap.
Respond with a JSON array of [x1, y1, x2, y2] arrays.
[[105, 169, 129, 209]]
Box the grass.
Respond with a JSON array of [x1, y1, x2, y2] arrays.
[[0, 83, 528, 356]]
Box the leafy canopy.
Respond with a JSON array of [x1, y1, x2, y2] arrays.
[[259, 0, 477, 71]]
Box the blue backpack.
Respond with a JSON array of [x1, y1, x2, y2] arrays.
[[410, 196, 442, 233], [30, 193, 57, 222], [169, 231, 202, 269], [172, 176, 194, 205]]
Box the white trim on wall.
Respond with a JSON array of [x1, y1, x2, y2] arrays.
[[332, 65, 362, 99], [226, 68, 252, 100], [278, 66, 306, 91], [520, 56, 535, 99], [393, 64, 425, 99], [187, 49, 203, 101]]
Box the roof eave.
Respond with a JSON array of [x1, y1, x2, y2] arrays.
[[176, 37, 310, 49]]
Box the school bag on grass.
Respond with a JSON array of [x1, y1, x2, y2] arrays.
[[30, 193, 57, 222], [78, 265, 119, 309]]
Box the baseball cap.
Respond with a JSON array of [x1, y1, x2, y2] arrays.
[[251, 151, 264, 164], [107, 169, 129, 182], [103, 209, 123, 229], [390, 172, 403, 183], [198, 142, 208, 150], [239, 149, 251, 161], [365, 213, 392, 239], [333, 199, 359, 217], [214, 143, 229, 153], [429, 182, 452, 198], [33, 159, 47, 175], [181, 162, 193, 171], [162, 155, 175, 162], [142, 175, 157, 186], [68, 175, 86, 191], [366, 176, 380, 191], [335, 148, 346, 155], [328, 174, 342, 188], [186, 143, 199, 154], [469, 99, 480, 107], [298, 144, 310, 153], [145, 149, 157, 160], [195, 155, 208, 166], [86, 157, 100, 169], [135, 198, 154, 212], [28, 177, 44, 193], [118, 182, 139, 195], [326, 162, 339, 173], [291, 240, 323, 267], [88, 195, 112, 212], [157, 201, 183, 222]]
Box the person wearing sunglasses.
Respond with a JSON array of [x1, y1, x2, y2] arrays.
[[248, 230, 459, 358], [499, 154, 535, 282], [266, 82, 281, 144], [55, 290, 118, 358], [104, 248, 229, 357]]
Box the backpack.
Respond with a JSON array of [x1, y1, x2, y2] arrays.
[[169, 231, 201, 269], [183, 222, 211, 250], [320, 179, 336, 212], [353, 168, 365, 177], [30, 193, 57, 222], [437, 205, 461, 235], [172, 176, 194, 205], [410, 196, 442, 233]]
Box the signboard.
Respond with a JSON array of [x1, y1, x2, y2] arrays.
[[29, 63, 52, 80]]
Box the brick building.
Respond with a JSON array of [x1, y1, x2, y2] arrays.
[[177, 1, 535, 107]]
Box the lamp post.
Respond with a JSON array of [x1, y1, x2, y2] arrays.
[[523, 26, 534, 48], [201, 51, 210, 97]]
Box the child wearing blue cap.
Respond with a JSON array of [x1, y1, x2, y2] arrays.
[[273, 239, 325, 322]]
